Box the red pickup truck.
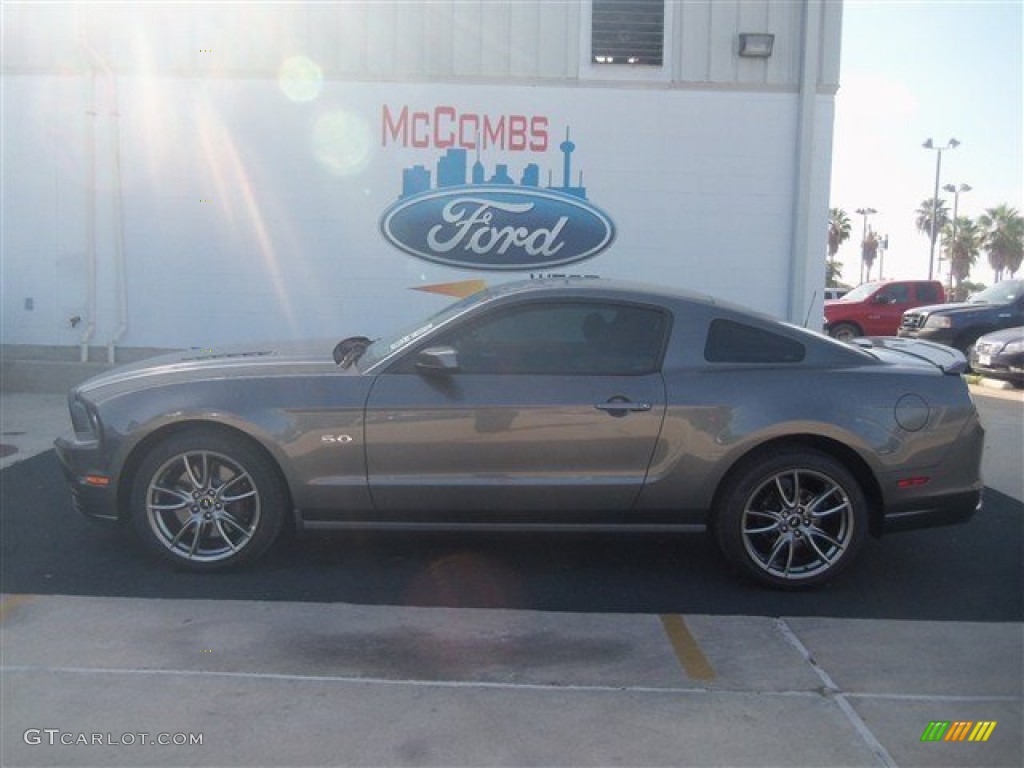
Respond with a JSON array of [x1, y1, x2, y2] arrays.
[[824, 280, 945, 341]]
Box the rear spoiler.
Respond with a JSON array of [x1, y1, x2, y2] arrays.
[[853, 337, 969, 375]]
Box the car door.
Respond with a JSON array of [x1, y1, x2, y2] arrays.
[[363, 300, 669, 517], [997, 294, 1024, 329], [864, 283, 912, 335]]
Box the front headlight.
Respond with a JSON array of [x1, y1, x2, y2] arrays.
[[1002, 339, 1024, 354], [924, 315, 953, 329], [69, 396, 101, 440]]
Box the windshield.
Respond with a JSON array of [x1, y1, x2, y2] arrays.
[[968, 280, 1022, 304], [357, 287, 492, 369], [837, 282, 884, 302]]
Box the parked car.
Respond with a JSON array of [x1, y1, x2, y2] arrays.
[[899, 279, 1024, 354], [969, 326, 1024, 385], [55, 278, 984, 589], [823, 287, 851, 301], [824, 280, 946, 341]]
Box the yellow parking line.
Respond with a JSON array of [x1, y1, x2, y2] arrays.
[[660, 614, 715, 681], [0, 594, 33, 624]]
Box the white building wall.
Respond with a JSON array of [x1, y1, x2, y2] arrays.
[[1, 1, 840, 353]]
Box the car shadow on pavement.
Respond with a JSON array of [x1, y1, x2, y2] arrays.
[[3, 450, 1022, 622]]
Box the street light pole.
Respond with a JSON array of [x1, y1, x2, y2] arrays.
[[942, 182, 972, 298], [922, 138, 960, 280], [855, 207, 877, 283]]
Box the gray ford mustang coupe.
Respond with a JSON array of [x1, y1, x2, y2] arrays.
[[55, 278, 984, 588]]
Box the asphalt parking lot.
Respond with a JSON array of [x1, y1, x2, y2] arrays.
[[1, 387, 1022, 766]]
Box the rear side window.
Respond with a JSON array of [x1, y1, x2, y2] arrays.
[[704, 319, 805, 364], [916, 283, 942, 303]]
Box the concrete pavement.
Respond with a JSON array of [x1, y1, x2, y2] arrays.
[[1, 389, 1021, 767]]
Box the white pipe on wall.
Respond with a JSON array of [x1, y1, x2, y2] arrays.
[[79, 57, 98, 362], [80, 31, 129, 364], [106, 72, 128, 365], [787, 0, 824, 326]]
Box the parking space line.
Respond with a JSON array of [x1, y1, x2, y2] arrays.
[[0, 664, 813, 696], [0, 594, 33, 624], [660, 614, 715, 681], [775, 618, 897, 768]]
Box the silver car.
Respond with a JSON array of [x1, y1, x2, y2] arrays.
[[55, 278, 984, 588]]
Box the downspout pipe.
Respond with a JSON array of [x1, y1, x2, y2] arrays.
[[788, 0, 823, 326], [106, 73, 128, 364], [80, 65, 98, 363], [79, 37, 128, 364]]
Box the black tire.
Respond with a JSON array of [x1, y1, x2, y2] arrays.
[[130, 428, 287, 571], [828, 323, 861, 342], [714, 448, 868, 589]]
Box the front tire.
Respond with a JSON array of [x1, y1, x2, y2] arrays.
[[714, 448, 867, 589], [828, 323, 861, 342], [130, 428, 287, 571]]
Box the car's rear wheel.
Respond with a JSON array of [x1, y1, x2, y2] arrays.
[[714, 449, 867, 588], [828, 323, 861, 342], [130, 428, 286, 571]]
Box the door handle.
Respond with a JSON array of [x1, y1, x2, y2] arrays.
[[595, 399, 652, 415]]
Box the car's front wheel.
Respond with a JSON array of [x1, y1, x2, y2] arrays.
[[714, 448, 867, 588], [130, 428, 287, 571], [828, 323, 861, 342]]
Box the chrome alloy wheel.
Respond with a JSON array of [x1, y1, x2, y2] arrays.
[[740, 468, 855, 582], [145, 449, 261, 563]]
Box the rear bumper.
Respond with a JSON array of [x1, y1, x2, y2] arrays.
[[881, 488, 983, 533], [878, 413, 985, 535]]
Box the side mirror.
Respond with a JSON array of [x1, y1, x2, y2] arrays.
[[416, 346, 460, 375]]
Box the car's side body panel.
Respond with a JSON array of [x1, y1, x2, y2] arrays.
[[362, 371, 667, 517]]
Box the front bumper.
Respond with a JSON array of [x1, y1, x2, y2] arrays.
[[969, 349, 1024, 384], [54, 434, 119, 522], [897, 326, 956, 345]]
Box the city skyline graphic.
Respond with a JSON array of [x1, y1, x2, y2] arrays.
[[397, 128, 589, 201]]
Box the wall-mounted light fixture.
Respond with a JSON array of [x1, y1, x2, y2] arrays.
[[738, 33, 775, 58]]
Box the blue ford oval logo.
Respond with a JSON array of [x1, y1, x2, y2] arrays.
[[380, 186, 616, 271]]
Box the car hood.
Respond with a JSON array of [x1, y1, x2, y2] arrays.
[[823, 298, 863, 310], [906, 300, 1003, 317], [75, 339, 348, 397], [976, 326, 1024, 345]]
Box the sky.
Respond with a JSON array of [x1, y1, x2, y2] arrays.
[[829, 0, 1023, 287]]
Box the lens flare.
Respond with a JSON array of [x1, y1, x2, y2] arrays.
[[278, 55, 323, 103], [312, 110, 373, 176]]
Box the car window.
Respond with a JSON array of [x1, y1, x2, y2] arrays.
[[916, 283, 942, 303], [704, 318, 806, 364], [403, 302, 668, 375], [879, 284, 910, 304]]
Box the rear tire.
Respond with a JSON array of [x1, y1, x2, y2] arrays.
[[130, 428, 287, 571], [714, 448, 868, 589]]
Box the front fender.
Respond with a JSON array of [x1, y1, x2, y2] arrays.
[[94, 374, 375, 516]]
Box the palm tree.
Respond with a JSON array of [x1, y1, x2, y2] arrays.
[[915, 197, 950, 257], [941, 216, 980, 299], [861, 230, 879, 281], [827, 208, 851, 286], [978, 204, 1024, 280]]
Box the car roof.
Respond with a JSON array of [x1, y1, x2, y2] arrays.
[[489, 276, 724, 309]]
